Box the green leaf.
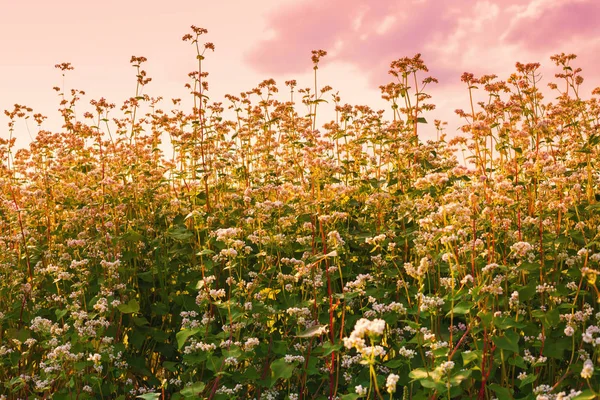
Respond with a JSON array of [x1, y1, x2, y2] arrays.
[[409, 368, 431, 380], [7, 328, 30, 343], [180, 382, 206, 397], [385, 359, 405, 368], [176, 328, 202, 350], [572, 390, 597, 400], [449, 369, 472, 386], [493, 331, 520, 354], [197, 248, 215, 256], [117, 299, 140, 314], [518, 373, 538, 388], [569, 230, 586, 245], [489, 383, 513, 399], [418, 378, 446, 391], [461, 350, 482, 366], [532, 308, 560, 329], [122, 229, 144, 243], [270, 358, 295, 384], [508, 355, 527, 369], [151, 302, 169, 316], [319, 341, 343, 357], [168, 225, 194, 241], [163, 361, 178, 372], [494, 316, 527, 329], [136, 394, 160, 400], [446, 301, 472, 316], [55, 309, 68, 320], [296, 325, 327, 338], [133, 316, 149, 326], [340, 395, 361, 400], [543, 338, 571, 359]]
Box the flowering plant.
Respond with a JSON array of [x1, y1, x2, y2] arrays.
[[0, 27, 599, 400]]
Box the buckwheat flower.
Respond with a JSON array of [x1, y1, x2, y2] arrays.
[[209, 289, 226, 300], [536, 283, 555, 294], [224, 357, 238, 366], [481, 263, 499, 274], [387, 302, 407, 314], [220, 248, 237, 258], [460, 274, 474, 285], [439, 360, 455, 374], [93, 297, 109, 313], [355, 385, 367, 396], [87, 353, 102, 363], [564, 325, 575, 337], [327, 230, 345, 248], [533, 384, 552, 395], [361, 345, 386, 358], [398, 346, 416, 359], [30, 316, 53, 333], [284, 354, 305, 363], [243, 337, 260, 351], [509, 291, 520, 308], [0, 346, 13, 356], [417, 293, 445, 313], [518, 371, 528, 380], [581, 359, 594, 379], [368, 318, 386, 335], [343, 318, 386, 350], [386, 373, 399, 393], [510, 241, 534, 258], [582, 325, 600, 345]]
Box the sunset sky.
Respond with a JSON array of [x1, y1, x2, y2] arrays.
[[2, 0, 599, 146]]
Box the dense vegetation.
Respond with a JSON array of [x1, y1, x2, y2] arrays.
[[1, 26, 599, 400]]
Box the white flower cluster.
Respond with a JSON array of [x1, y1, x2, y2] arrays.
[[30, 317, 54, 333], [386, 373, 399, 393], [355, 385, 368, 396], [183, 340, 216, 354], [414, 172, 449, 189], [365, 234, 386, 246], [536, 283, 556, 294], [524, 349, 547, 365], [481, 263, 499, 274], [582, 325, 600, 347], [215, 384, 244, 396], [284, 354, 305, 363], [581, 358, 594, 379], [243, 337, 260, 351], [343, 318, 387, 360], [533, 387, 582, 400], [344, 273, 373, 295], [437, 360, 455, 374], [371, 300, 407, 315], [327, 230, 345, 248], [404, 257, 431, 279], [510, 241, 534, 258], [398, 346, 416, 359], [212, 227, 242, 243], [417, 293, 445, 313]]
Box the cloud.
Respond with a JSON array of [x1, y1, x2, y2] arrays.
[[246, 0, 600, 88], [504, 0, 600, 49]]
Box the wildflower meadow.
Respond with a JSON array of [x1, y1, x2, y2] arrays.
[[1, 26, 600, 400]]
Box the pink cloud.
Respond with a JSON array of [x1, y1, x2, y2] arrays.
[[246, 0, 600, 88], [504, 1, 600, 49]]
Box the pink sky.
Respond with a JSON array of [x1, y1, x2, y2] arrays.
[[2, 0, 599, 146]]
